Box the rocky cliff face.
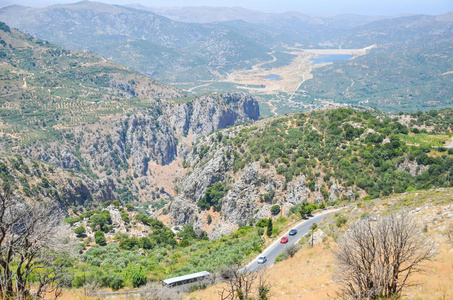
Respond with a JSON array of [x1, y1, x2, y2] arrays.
[[169, 92, 260, 140], [18, 92, 260, 208]]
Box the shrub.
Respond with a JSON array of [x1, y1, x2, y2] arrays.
[[74, 226, 86, 237], [256, 218, 268, 227], [121, 212, 130, 223], [94, 231, 106, 246], [72, 274, 85, 288], [284, 244, 301, 258], [138, 237, 152, 250], [336, 216, 348, 228], [271, 205, 281, 215], [64, 217, 78, 225], [135, 213, 150, 225], [131, 270, 147, 288], [90, 211, 112, 230], [257, 227, 264, 236], [197, 182, 226, 212], [274, 253, 287, 263], [109, 274, 124, 290], [362, 195, 374, 201]]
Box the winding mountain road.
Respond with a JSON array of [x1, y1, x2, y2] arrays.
[[245, 208, 343, 273]]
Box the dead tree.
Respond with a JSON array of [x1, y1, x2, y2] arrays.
[[334, 213, 436, 299], [218, 263, 271, 300], [0, 182, 74, 299]]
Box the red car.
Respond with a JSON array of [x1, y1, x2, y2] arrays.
[[280, 236, 288, 244]]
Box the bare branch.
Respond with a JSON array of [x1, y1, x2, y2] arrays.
[[0, 181, 75, 299], [218, 263, 271, 300], [334, 213, 436, 299]]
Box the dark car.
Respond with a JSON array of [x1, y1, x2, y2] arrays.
[[280, 236, 288, 243], [289, 229, 297, 236]]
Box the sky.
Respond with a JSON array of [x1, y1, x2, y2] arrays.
[[0, 0, 452, 15]]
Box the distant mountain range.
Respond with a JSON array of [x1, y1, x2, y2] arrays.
[[0, 1, 418, 83], [0, 1, 273, 82], [0, 1, 451, 112], [139, 5, 391, 28]]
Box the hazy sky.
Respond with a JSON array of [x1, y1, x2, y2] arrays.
[[0, 0, 452, 15]]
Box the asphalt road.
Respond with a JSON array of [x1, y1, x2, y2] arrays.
[[246, 209, 341, 273]]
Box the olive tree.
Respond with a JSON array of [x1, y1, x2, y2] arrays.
[[0, 182, 74, 299], [334, 213, 435, 299]]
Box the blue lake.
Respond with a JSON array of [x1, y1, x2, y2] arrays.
[[262, 74, 282, 80], [311, 54, 354, 64]]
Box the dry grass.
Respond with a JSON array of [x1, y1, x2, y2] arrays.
[[187, 189, 453, 300], [186, 240, 338, 300], [187, 236, 453, 300]]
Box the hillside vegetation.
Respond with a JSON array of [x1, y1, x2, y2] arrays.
[[188, 188, 453, 300], [0, 21, 182, 148], [299, 14, 453, 112], [170, 108, 453, 238]]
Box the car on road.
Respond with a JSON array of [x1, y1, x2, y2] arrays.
[[257, 256, 267, 264], [289, 229, 297, 236], [280, 236, 288, 243]]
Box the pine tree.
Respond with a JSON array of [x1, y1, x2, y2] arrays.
[[266, 218, 273, 237]]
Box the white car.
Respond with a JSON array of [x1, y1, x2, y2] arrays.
[[257, 256, 267, 264]]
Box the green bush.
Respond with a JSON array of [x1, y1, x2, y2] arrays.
[[101, 273, 124, 290], [121, 212, 130, 223], [197, 182, 227, 212], [90, 210, 112, 230], [257, 227, 264, 236], [72, 274, 85, 288], [336, 216, 348, 228], [131, 270, 147, 288], [138, 237, 152, 250], [74, 226, 86, 237], [64, 217, 78, 225], [256, 218, 268, 227], [94, 231, 106, 246], [271, 205, 281, 215], [274, 253, 287, 263]]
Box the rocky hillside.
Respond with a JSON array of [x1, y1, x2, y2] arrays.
[[0, 153, 116, 210], [0, 21, 182, 151], [7, 91, 260, 210], [169, 108, 453, 238], [0, 23, 261, 212]]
